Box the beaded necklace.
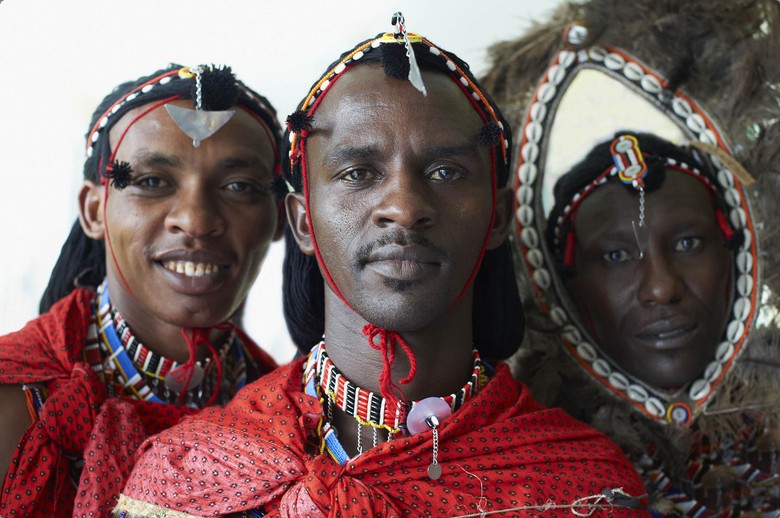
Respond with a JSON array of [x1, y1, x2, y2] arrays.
[[303, 341, 487, 465], [89, 281, 248, 407]]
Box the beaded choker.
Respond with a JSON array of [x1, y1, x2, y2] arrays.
[[88, 281, 248, 407], [305, 341, 485, 435]]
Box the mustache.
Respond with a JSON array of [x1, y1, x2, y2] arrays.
[[353, 231, 447, 268]]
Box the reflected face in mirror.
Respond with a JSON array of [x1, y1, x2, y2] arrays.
[[564, 171, 733, 389]]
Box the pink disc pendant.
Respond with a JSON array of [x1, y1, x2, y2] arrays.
[[406, 397, 452, 435], [164, 363, 205, 393]]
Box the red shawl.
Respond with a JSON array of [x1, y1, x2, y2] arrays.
[[119, 359, 649, 517], [0, 288, 277, 517]]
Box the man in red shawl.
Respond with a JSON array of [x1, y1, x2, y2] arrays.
[[0, 64, 284, 517], [115, 15, 650, 517]]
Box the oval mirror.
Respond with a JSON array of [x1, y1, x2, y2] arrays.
[[513, 42, 760, 426]]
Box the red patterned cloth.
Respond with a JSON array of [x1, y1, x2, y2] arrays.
[[0, 288, 277, 517], [118, 358, 650, 517]]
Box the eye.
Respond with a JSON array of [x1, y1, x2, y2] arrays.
[[224, 181, 260, 194], [602, 249, 632, 263], [339, 168, 377, 183], [426, 167, 463, 182], [675, 236, 702, 252], [133, 176, 167, 189]]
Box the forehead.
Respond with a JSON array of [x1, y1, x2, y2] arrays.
[[109, 98, 273, 159], [310, 64, 484, 141], [575, 170, 717, 233]]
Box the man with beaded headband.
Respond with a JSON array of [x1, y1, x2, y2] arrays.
[[0, 64, 285, 516], [481, 0, 780, 514], [114, 14, 648, 518]]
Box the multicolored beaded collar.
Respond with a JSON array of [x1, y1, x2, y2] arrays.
[[303, 341, 487, 465], [86, 281, 248, 407]]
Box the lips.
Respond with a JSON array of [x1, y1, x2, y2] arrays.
[[151, 249, 232, 293], [634, 320, 698, 350], [363, 244, 443, 282]]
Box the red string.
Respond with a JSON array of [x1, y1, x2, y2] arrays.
[[564, 231, 576, 267], [171, 326, 228, 407], [716, 208, 735, 242], [362, 324, 418, 422]]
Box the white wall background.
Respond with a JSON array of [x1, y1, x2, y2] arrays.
[[0, 0, 555, 363]]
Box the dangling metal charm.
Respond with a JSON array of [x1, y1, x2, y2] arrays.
[[406, 397, 451, 480], [632, 187, 649, 259], [166, 66, 235, 147], [426, 415, 442, 480], [165, 105, 235, 148], [391, 12, 427, 96], [612, 135, 650, 259]]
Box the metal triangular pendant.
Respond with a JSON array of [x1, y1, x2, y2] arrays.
[[165, 105, 235, 147]]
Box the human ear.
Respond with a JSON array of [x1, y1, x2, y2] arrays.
[[284, 192, 315, 256], [78, 180, 105, 240], [486, 187, 514, 250]]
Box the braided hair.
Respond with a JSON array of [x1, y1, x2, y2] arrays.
[[282, 33, 524, 362], [39, 64, 283, 313]]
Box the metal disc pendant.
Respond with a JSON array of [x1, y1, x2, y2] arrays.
[[428, 463, 442, 480], [164, 364, 205, 393]]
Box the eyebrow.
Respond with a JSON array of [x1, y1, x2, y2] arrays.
[[324, 145, 380, 167], [130, 151, 264, 171], [131, 150, 181, 168], [218, 156, 263, 169], [323, 142, 480, 167], [425, 142, 481, 160]]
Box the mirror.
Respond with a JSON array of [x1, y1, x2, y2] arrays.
[[513, 44, 759, 426]]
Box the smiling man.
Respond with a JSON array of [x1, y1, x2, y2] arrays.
[[115, 17, 648, 518], [0, 64, 283, 517]]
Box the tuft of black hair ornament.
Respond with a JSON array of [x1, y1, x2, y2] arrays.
[[380, 43, 411, 79], [194, 65, 240, 111], [477, 122, 504, 147], [286, 111, 314, 134], [104, 161, 133, 190]]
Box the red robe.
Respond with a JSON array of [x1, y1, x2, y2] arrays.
[[0, 288, 277, 517], [118, 358, 650, 517]]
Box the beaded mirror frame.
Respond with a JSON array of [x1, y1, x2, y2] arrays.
[[513, 43, 760, 426]]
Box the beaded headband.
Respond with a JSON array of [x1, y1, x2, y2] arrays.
[[85, 64, 282, 190], [285, 27, 509, 177], [551, 135, 725, 266]]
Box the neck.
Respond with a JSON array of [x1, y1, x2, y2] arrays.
[[321, 291, 476, 403], [318, 291, 478, 457], [106, 281, 226, 363]]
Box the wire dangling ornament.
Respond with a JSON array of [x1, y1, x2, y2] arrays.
[[390, 11, 427, 96], [165, 66, 236, 147], [611, 135, 649, 258]]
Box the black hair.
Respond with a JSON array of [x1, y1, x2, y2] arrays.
[[282, 36, 524, 361], [545, 131, 742, 274], [39, 64, 283, 314]]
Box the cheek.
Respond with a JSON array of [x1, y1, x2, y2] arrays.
[[567, 268, 631, 336]]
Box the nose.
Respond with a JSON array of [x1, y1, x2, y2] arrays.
[[371, 171, 435, 230], [165, 185, 225, 239], [637, 251, 684, 305]]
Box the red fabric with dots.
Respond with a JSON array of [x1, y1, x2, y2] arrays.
[[122, 358, 649, 517], [0, 288, 277, 517]]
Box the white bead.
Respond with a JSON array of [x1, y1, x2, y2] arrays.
[[577, 342, 597, 362]]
